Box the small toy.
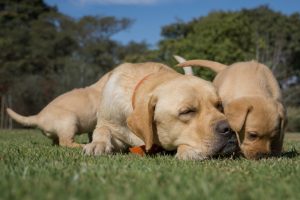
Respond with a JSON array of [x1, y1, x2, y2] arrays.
[[129, 144, 175, 156]]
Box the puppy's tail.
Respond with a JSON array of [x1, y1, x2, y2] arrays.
[[173, 55, 194, 75], [6, 108, 38, 127], [177, 59, 228, 73]]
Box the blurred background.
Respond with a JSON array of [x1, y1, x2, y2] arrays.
[[0, 0, 299, 131]]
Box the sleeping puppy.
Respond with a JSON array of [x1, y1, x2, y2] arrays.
[[178, 59, 286, 159], [84, 62, 238, 160], [6, 73, 110, 147]]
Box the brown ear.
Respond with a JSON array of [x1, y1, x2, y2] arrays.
[[127, 94, 157, 151], [273, 102, 287, 152], [224, 98, 252, 136], [278, 103, 287, 129]]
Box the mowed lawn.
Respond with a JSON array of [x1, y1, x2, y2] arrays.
[[0, 130, 299, 200]]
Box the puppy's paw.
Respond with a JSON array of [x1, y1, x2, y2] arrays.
[[175, 145, 207, 160], [83, 142, 113, 156]]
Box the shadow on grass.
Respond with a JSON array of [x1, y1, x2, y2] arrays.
[[123, 146, 300, 160], [211, 148, 300, 160], [280, 148, 299, 158]]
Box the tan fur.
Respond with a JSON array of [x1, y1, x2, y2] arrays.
[[6, 73, 111, 147], [84, 62, 237, 160], [179, 59, 286, 159]]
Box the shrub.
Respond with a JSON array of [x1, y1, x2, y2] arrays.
[[286, 107, 300, 132]]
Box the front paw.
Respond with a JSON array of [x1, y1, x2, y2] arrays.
[[83, 142, 112, 156], [175, 145, 207, 160]]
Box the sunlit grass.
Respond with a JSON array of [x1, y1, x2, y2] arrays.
[[0, 130, 299, 200]]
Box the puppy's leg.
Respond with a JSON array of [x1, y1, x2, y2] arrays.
[[57, 126, 83, 148], [39, 112, 83, 148], [83, 126, 113, 155], [42, 130, 59, 146], [48, 130, 81, 148], [59, 138, 83, 148]]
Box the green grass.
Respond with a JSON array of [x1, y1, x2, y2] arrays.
[[0, 130, 300, 200]]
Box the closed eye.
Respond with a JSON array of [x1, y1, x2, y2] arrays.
[[178, 107, 196, 122], [179, 108, 196, 115], [247, 132, 259, 141], [178, 107, 196, 116]]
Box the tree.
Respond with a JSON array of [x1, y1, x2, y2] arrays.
[[0, 0, 64, 120], [157, 6, 300, 83], [241, 6, 300, 78], [0, 0, 138, 128], [158, 11, 254, 79]]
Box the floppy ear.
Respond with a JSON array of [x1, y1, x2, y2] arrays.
[[224, 98, 252, 138], [127, 94, 157, 151], [273, 102, 287, 152]]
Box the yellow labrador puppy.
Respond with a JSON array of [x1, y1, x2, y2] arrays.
[[6, 73, 110, 147], [178, 59, 286, 159], [84, 62, 238, 160]]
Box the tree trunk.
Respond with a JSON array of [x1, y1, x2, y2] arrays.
[[0, 95, 4, 129], [8, 94, 13, 129]]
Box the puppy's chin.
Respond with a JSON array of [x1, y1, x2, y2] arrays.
[[242, 151, 260, 160], [241, 147, 272, 160], [175, 145, 209, 160]]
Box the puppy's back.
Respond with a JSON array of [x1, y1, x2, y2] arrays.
[[214, 61, 281, 102]]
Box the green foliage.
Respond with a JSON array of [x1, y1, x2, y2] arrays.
[[287, 107, 300, 132], [158, 11, 255, 80], [241, 6, 300, 79], [283, 86, 300, 107], [0, 0, 58, 77], [0, 0, 141, 123], [157, 6, 300, 82], [0, 130, 299, 200]]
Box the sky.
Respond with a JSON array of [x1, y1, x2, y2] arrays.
[[45, 0, 300, 49]]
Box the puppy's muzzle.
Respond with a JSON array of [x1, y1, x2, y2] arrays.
[[214, 120, 239, 155]]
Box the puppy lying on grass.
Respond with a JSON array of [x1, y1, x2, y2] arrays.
[[6, 73, 110, 147], [177, 57, 286, 159], [84, 62, 238, 160]]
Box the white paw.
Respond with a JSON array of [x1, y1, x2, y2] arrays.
[[175, 145, 207, 160], [83, 142, 113, 156]]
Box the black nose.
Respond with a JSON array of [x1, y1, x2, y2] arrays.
[[215, 120, 233, 137]]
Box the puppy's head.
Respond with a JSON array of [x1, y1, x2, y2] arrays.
[[224, 96, 286, 159], [127, 75, 238, 160]]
